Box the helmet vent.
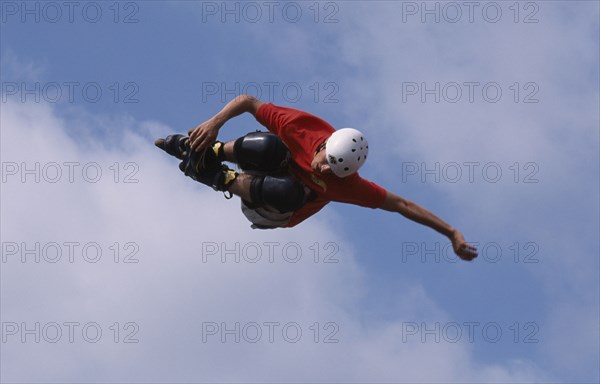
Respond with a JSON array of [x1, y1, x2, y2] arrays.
[[352, 149, 356, 152], [352, 138, 357, 143], [339, 158, 344, 162], [344, 167, 349, 171]]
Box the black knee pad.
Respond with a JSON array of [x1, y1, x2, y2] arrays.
[[233, 132, 290, 174], [250, 175, 306, 213]]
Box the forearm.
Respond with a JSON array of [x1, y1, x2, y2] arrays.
[[383, 192, 455, 238], [399, 199, 455, 238], [189, 95, 262, 150], [381, 192, 478, 261], [211, 95, 260, 128]]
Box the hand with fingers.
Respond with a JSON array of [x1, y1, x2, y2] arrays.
[[450, 230, 478, 261], [188, 118, 222, 152]]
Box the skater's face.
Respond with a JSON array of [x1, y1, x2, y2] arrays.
[[311, 140, 333, 175]]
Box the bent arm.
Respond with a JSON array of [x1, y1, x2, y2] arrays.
[[211, 94, 263, 126], [189, 95, 263, 151], [380, 191, 478, 261]]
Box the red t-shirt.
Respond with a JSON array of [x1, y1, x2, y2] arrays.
[[255, 103, 387, 227]]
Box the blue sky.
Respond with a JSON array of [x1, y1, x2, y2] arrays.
[[1, 1, 599, 383]]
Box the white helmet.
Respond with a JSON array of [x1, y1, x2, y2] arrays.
[[325, 128, 369, 178]]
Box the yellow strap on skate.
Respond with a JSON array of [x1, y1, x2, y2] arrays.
[[212, 142, 222, 157], [224, 169, 237, 186]]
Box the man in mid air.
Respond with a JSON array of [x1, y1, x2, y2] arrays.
[[156, 95, 478, 261]]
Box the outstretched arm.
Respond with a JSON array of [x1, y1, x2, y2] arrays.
[[189, 95, 263, 151], [380, 191, 478, 261]]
